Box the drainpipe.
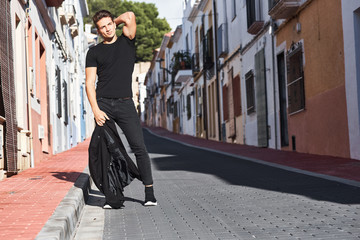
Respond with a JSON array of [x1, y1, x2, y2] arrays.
[[213, 0, 222, 141], [201, 15, 208, 140], [270, 18, 278, 149], [25, 8, 35, 167]]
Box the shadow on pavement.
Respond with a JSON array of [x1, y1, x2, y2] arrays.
[[124, 197, 144, 205], [51, 171, 85, 183], [143, 130, 360, 205]]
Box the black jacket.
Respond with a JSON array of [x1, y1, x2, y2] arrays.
[[88, 119, 141, 208]]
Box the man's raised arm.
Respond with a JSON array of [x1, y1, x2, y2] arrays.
[[114, 11, 136, 40]]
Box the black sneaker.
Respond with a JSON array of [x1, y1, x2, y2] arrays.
[[144, 186, 158, 206]]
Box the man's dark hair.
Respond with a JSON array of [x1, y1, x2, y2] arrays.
[[93, 10, 114, 28]]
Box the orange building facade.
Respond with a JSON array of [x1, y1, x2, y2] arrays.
[[275, 0, 350, 157]]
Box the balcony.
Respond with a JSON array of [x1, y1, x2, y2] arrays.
[[170, 51, 191, 80], [174, 69, 192, 84], [45, 0, 64, 7], [268, 0, 301, 19], [247, 21, 264, 35], [188, 0, 200, 23]]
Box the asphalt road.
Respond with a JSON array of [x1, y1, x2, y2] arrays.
[[73, 129, 360, 240]]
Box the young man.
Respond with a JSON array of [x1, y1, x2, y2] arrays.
[[85, 10, 157, 207]]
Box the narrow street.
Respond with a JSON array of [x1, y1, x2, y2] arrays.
[[73, 129, 360, 240]]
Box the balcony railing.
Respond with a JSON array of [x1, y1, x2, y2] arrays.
[[203, 28, 214, 70], [192, 53, 200, 76], [268, 0, 301, 19]]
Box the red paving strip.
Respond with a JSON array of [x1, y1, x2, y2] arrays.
[[145, 126, 360, 183], [0, 139, 89, 240]]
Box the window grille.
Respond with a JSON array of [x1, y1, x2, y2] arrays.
[[245, 70, 255, 114], [287, 43, 305, 114]]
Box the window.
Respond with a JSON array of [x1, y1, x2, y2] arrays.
[[245, 70, 255, 114], [186, 94, 191, 120], [231, 0, 236, 20], [63, 81, 68, 125], [217, 23, 228, 57], [222, 85, 229, 121], [174, 101, 178, 118], [56, 67, 62, 118], [197, 87, 202, 116], [161, 95, 165, 113], [232, 74, 241, 116], [287, 43, 305, 114], [186, 34, 189, 53], [204, 27, 214, 69], [167, 96, 174, 115], [246, 0, 264, 34]]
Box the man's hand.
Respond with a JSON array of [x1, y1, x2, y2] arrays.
[[94, 109, 110, 126], [114, 11, 136, 40]]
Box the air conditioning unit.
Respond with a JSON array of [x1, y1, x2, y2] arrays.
[[38, 125, 45, 139]]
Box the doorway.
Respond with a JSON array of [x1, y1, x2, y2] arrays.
[[277, 52, 289, 147]]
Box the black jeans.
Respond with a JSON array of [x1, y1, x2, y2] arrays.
[[97, 97, 153, 185]]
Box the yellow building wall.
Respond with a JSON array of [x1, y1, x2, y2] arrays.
[[276, 0, 350, 157]]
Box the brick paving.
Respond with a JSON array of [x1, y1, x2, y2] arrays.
[[0, 139, 89, 240]]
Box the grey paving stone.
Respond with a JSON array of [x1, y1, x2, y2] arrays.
[[74, 129, 360, 240]]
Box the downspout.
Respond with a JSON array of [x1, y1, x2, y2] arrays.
[[213, 0, 222, 141], [25, 8, 35, 167], [270, 18, 278, 149]]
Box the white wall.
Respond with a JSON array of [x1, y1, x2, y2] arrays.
[[342, 0, 360, 160]]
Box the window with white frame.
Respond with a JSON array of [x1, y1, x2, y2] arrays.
[[231, 0, 236, 20], [287, 43, 305, 114]]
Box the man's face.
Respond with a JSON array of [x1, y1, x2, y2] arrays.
[[96, 17, 116, 39]]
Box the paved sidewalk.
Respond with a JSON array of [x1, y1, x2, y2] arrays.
[[2, 125, 360, 240], [0, 139, 89, 240], [145, 126, 360, 185]]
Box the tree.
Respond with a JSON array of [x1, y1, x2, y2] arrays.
[[85, 0, 171, 62]]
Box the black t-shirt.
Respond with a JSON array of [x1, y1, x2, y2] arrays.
[[85, 34, 136, 98]]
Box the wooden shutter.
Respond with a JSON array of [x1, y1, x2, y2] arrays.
[[255, 48, 268, 147], [232, 75, 241, 117], [222, 85, 229, 121]]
